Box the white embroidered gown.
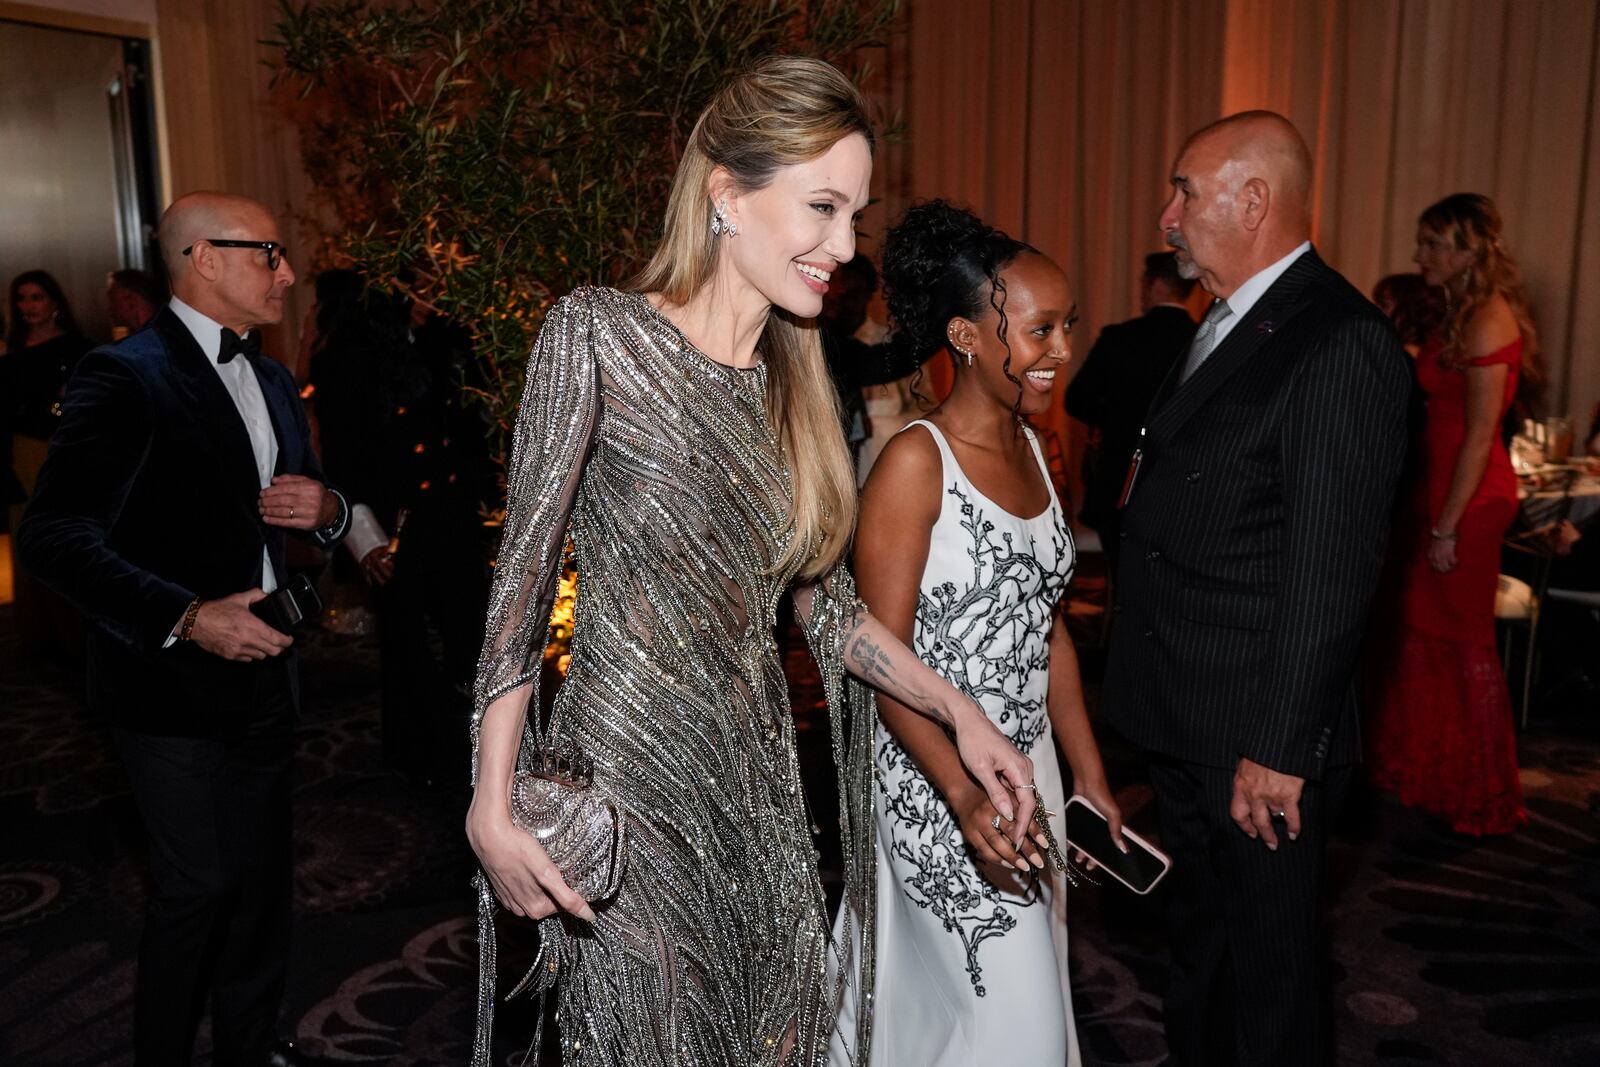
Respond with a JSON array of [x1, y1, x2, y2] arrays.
[[833, 419, 1081, 1066]]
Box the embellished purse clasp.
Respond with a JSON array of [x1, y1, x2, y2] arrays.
[[533, 744, 593, 787]]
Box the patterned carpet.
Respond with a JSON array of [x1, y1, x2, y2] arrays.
[[1, 595, 1597, 1066]]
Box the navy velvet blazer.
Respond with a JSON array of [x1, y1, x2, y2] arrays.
[[17, 307, 347, 736], [1101, 250, 1412, 781]]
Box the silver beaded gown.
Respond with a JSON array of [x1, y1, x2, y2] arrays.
[[471, 287, 878, 1067]]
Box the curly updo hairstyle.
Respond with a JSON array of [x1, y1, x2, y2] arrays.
[[881, 199, 1036, 419]]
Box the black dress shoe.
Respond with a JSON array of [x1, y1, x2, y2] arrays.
[[266, 1039, 329, 1067]]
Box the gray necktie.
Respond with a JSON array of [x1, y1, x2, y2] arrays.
[[1180, 299, 1233, 382]]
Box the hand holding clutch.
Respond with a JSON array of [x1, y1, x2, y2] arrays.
[[465, 788, 597, 923], [509, 748, 626, 903]]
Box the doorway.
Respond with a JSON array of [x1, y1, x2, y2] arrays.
[[0, 16, 161, 604], [0, 17, 162, 346]]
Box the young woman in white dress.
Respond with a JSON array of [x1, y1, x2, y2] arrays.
[[833, 201, 1125, 1065]]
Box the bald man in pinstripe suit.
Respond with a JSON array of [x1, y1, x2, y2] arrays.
[[1101, 112, 1411, 1067]]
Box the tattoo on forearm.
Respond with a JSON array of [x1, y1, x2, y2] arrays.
[[848, 630, 951, 727], [847, 632, 896, 689]]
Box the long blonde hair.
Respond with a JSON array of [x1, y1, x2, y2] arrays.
[[633, 55, 872, 581], [1420, 193, 1541, 384]]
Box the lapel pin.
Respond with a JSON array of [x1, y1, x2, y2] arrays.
[[1257, 320, 1275, 334]]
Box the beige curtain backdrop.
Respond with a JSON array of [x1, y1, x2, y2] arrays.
[[866, 0, 1228, 486], [878, 0, 1600, 509], [24, 0, 1592, 454], [1220, 0, 1600, 429]]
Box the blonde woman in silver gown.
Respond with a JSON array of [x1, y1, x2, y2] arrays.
[[465, 57, 1040, 1067]]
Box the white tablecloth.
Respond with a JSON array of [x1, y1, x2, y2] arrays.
[[1519, 469, 1600, 527]]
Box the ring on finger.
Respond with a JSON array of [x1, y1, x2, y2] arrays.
[[991, 814, 1004, 830]]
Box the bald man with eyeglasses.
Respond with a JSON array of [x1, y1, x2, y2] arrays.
[[18, 191, 346, 1066]]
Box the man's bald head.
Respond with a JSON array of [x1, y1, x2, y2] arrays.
[[159, 191, 294, 332], [158, 192, 277, 275], [1185, 110, 1314, 226], [1159, 111, 1315, 297]]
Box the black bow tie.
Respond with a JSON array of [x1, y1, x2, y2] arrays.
[[218, 328, 261, 365]]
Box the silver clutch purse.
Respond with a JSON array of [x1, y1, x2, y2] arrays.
[[509, 747, 626, 903]]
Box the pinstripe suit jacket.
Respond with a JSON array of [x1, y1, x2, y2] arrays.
[[1101, 249, 1411, 781]]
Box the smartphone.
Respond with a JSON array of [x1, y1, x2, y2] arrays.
[[249, 573, 323, 635], [1063, 795, 1172, 895]]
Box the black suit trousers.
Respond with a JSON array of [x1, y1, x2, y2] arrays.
[[112, 664, 295, 1067], [1147, 757, 1351, 1067]]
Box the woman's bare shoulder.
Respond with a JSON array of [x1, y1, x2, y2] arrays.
[[1463, 293, 1521, 357], [861, 423, 943, 527]]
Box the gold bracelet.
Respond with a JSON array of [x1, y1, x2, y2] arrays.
[[179, 597, 202, 642]]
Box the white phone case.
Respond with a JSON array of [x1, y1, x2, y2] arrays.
[[1063, 795, 1173, 895]]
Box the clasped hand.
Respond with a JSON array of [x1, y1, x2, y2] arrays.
[[952, 786, 1046, 872], [949, 703, 1037, 849], [952, 777, 1126, 877]]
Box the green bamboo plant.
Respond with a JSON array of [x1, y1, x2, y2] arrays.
[[270, 0, 897, 465]]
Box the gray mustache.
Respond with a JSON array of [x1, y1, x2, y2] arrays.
[[1165, 231, 1188, 252]]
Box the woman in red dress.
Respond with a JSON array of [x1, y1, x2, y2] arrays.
[[1367, 193, 1539, 836]]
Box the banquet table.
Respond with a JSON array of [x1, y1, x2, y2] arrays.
[[1518, 463, 1600, 528]]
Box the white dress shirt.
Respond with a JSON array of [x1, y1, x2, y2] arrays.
[[169, 296, 280, 593], [1208, 240, 1312, 350]]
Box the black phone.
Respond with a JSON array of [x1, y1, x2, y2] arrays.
[[1063, 795, 1172, 895], [249, 573, 323, 635]]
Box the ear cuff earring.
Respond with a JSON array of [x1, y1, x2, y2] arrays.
[[711, 200, 738, 238]]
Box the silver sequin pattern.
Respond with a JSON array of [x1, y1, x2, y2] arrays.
[[471, 287, 877, 1066]]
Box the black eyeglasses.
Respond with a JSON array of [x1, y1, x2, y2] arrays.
[[182, 239, 288, 270]]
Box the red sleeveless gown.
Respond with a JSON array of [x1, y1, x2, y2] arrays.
[[1366, 337, 1526, 836]]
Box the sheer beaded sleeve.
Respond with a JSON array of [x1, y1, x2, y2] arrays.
[[794, 566, 879, 1061], [470, 291, 600, 1066], [471, 290, 601, 777]]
